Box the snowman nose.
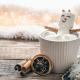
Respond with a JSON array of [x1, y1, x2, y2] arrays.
[[64, 16, 67, 20]]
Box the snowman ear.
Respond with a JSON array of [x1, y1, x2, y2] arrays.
[[68, 9, 71, 12], [62, 10, 65, 12]]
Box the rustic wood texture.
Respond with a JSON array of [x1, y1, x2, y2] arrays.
[[0, 60, 62, 80], [0, 39, 40, 59], [0, 39, 63, 80]]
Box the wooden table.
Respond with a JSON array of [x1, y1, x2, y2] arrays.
[[0, 39, 62, 80], [0, 59, 62, 80]]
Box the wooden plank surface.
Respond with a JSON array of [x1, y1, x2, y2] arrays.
[[0, 60, 62, 80], [0, 39, 62, 80], [0, 39, 40, 59]]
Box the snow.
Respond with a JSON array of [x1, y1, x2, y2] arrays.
[[0, 23, 45, 40], [0, 22, 79, 40]]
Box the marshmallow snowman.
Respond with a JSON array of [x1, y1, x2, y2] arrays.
[[45, 10, 77, 41], [54, 10, 77, 41], [58, 10, 75, 35]]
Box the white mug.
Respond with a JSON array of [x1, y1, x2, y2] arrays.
[[39, 31, 80, 73]]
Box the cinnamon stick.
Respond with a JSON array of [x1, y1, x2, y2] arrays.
[[44, 26, 80, 33], [70, 29, 80, 32], [14, 59, 28, 71], [44, 26, 58, 32], [20, 51, 43, 76], [21, 60, 31, 71]]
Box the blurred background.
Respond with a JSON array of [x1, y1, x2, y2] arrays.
[[0, 0, 79, 27]]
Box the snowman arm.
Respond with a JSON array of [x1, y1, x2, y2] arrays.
[[44, 26, 58, 32], [44, 26, 80, 33], [70, 29, 80, 32]]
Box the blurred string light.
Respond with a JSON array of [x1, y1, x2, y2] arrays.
[[0, 0, 79, 25], [0, 0, 80, 12], [10, 11, 15, 18]]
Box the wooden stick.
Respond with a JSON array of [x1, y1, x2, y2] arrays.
[[70, 29, 80, 32], [44, 26, 58, 32], [44, 26, 80, 33]]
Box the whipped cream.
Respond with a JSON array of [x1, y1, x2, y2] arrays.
[[45, 32, 77, 41]]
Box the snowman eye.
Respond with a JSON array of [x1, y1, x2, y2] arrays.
[[61, 15, 64, 17]]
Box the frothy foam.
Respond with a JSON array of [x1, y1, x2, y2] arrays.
[[45, 32, 77, 41]]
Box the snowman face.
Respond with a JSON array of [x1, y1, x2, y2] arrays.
[[61, 13, 71, 23], [59, 10, 75, 29]]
